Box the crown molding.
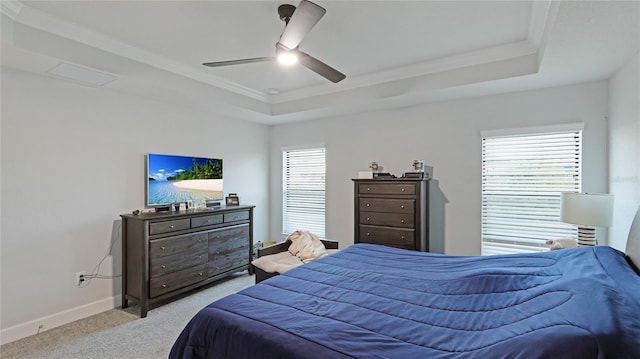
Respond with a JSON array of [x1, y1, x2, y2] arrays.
[[12, 3, 270, 102], [271, 40, 538, 104], [528, 0, 561, 65], [8, 1, 558, 118], [0, 0, 23, 20]]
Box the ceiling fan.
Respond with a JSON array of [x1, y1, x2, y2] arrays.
[[202, 0, 346, 83]]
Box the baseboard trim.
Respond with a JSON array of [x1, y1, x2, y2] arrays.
[[0, 294, 121, 346]]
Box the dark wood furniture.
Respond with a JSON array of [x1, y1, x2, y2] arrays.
[[253, 239, 339, 284], [120, 205, 254, 317], [353, 179, 429, 251]]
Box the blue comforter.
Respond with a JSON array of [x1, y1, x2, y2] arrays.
[[170, 244, 640, 358]]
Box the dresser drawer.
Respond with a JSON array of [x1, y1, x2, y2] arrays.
[[358, 183, 416, 195], [150, 264, 207, 298], [360, 211, 414, 228], [191, 214, 223, 228], [209, 223, 250, 243], [209, 224, 250, 277], [149, 233, 208, 259], [359, 198, 414, 214], [224, 211, 249, 223], [209, 249, 249, 277], [150, 249, 207, 278], [359, 225, 415, 250], [149, 219, 190, 235]]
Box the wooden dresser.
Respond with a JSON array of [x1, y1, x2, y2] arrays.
[[120, 205, 254, 317], [353, 179, 429, 251]]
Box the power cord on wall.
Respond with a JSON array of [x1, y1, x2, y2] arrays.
[[78, 221, 122, 288]]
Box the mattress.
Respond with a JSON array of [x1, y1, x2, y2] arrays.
[[170, 243, 640, 358]]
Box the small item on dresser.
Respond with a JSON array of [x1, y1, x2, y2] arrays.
[[412, 160, 425, 172], [358, 171, 374, 179], [372, 172, 395, 179], [226, 194, 240, 206], [369, 161, 382, 173]]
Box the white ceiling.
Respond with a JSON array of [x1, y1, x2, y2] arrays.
[[1, 1, 638, 125]]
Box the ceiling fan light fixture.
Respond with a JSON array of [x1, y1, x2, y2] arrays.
[[277, 51, 298, 65]]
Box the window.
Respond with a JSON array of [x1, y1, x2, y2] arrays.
[[282, 147, 326, 238], [481, 125, 582, 255]]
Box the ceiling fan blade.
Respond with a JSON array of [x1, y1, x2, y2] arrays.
[[279, 0, 326, 50], [203, 57, 274, 67], [297, 51, 346, 83]]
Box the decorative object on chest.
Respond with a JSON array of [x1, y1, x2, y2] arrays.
[[120, 205, 254, 317], [353, 178, 430, 251]]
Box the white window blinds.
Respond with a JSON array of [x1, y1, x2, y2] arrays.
[[481, 129, 582, 255], [282, 147, 326, 238]]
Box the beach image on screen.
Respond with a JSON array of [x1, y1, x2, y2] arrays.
[[147, 154, 223, 205]]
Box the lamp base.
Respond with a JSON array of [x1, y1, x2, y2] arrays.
[[577, 226, 597, 246]]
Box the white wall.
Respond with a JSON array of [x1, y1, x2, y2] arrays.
[[270, 81, 610, 255], [608, 52, 640, 250], [0, 68, 270, 342]]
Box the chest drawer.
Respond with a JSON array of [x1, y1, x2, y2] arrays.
[[149, 233, 207, 259], [359, 198, 414, 214], [191, 214, 223, 228], [149, 219, 190, 235], [150, 249, 207, 278], [150, 264, 207, 298], [359, 211, 414, 228], [358, 183, 416, 195], [359, 225, 415, 250], [224, 211, 249, 223]]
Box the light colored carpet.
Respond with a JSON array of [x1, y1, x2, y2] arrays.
[[1, 272, 254, 359]]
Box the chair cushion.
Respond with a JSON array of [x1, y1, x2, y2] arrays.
[[251, 251, 304, 274]]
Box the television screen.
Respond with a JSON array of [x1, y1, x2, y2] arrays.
[[146, 153, 223, 207]]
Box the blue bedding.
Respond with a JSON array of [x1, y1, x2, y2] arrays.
[[170, 244, 640, 358]]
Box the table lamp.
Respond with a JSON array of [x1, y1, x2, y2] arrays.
[[560, 192, 614, 246]]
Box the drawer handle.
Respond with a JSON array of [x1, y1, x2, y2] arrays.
[[161, 246, 166, 250], [198, 272, 203, 276], [162, 284, 167, 288], [197, 255, 202, 260], [401, 219, 405, 224], [401, 236, 405, 240], [206, 220, 211, 223], [366, 203, 371, 207], [366, 232, 371, 236], [366, 187, 371, 191], [216, 250, 220, 255], [366, 217, 370, 221], [161, 265, 166, 269], [400, 205, 405, 209], [401, 188, 405, 192], [169, 225, 174, 229]]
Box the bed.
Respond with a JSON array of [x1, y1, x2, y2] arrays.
[[169, 209, 640, 358]]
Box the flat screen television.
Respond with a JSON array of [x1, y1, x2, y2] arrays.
[[146, 153, 223, 208]]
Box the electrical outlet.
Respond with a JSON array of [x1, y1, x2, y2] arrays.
[[76, 271, 86, 287]]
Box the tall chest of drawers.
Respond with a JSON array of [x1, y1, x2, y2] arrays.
[[120, 205, 254, 317], [353, 179, 429, 251]]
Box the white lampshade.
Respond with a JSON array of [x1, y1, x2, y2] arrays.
[[560, 192, 614, 227]]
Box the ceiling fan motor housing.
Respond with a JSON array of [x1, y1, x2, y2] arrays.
[[278, 4, 296, 24]]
